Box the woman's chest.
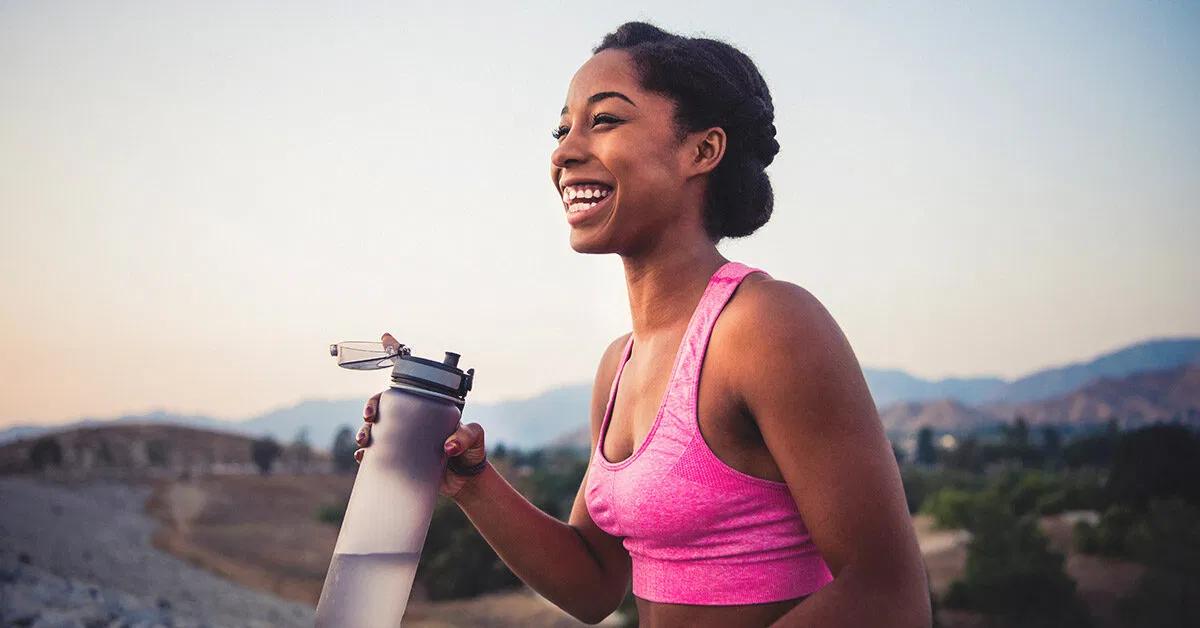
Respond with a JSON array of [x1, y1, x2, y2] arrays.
[[601, 328, 780, 482]]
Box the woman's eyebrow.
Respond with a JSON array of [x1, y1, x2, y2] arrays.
[[560, 91, 638, 115]]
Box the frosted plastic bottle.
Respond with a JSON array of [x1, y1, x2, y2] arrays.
[[315, 341, 475, 628]]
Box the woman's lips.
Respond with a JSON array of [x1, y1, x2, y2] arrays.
[[565, 191, 613, 227]]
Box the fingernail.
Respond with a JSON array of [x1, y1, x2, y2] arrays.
[[365, 405, 374, 416], [444, 441, 459, 454], [354, 450, 363, 463]]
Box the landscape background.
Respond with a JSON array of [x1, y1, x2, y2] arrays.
[[2, 1, 1198, 627]]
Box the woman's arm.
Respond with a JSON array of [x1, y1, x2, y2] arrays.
[[450, 334, 633, 624], [726, 281, 931, 628]]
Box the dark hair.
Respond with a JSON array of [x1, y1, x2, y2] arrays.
[[593, 22, 779, 241]]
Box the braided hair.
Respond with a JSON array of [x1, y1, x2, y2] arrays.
[[594, 22, 779, 241]]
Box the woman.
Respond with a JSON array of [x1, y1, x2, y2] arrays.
[[355, 22, 931, 627]]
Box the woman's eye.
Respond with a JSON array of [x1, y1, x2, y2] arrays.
[[593, 113, 621, 126], [551, 125, 570, 140]]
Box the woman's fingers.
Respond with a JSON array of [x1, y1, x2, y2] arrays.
[[364, 392, 382, 423], [444, 422, 485, 458], [354, 448, 365, 464], [356, 423, 372, 447]]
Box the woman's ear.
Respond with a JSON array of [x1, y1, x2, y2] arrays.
[[688, 127, 727, 177]]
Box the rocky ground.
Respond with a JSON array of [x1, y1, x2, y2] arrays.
[[0, 476, 314, 627]]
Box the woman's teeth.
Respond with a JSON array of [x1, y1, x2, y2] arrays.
[[568, 200, 602, 213], [562, 185, 612, 213]]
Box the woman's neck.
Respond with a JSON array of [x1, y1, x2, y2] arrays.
[[621, 234, 727, 341]]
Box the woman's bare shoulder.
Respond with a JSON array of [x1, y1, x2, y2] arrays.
[[588, 332, 632, 434], [724, 275, 838, 345]]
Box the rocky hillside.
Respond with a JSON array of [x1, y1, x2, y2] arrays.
[[879, 365, 1200, 435], [985, 364, 1200, 426], [0, 423, 329, 476]]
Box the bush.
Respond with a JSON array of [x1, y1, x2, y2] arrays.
[[921, 489, 979, 530], [29, 437, 63, 470], [416, 498, 520, 599], [316, 502, 348, 526], [902, 467, 986, 515], [1115, 497, 1200, 627], [1073, 504, 1138, 558], [1105, 424, 1200, 513], [250, 437, 282, 475], [330, 425, 358, 474], [943, 497, 1094, 627]]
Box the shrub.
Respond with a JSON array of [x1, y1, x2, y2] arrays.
[[943, 498, 1094, 627], [921, 489, 979, 530], [1115, 497, 1200, 627], [29, 437, 63, 470]]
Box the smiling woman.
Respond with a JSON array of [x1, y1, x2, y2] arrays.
[[355, 20, 931, 628]]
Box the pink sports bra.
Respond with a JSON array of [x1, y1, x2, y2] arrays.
[[584, 261, 834, 605]]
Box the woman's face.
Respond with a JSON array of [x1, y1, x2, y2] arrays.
[[550, 50, 697, 254]]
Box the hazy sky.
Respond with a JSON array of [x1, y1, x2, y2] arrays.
[[2, 1, 1197, 428]]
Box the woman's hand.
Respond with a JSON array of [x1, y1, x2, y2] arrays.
[[353, 332, 489, 499]]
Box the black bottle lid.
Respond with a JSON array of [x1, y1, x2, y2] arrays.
[[390, 351, 474, 403]]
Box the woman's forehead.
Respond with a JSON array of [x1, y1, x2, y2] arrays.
[[563, 50, 643, 107]]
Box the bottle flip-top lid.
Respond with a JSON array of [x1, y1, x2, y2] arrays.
[[330, 341, 474, 402]]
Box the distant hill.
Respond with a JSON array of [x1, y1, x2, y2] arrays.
[[0, 423, 327, 475], [4, 337, 1197, 450], [862, 369, 1005, 407], [0, 385, 594, 454], [880, 365, 1200, 436], [863, 337, 1200, 406], [462, 383, 591, 451], [986, 364, 1200, 426], [982, 337, 1200, 403], [877, 398, 1001, 436]]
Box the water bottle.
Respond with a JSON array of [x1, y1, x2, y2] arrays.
[[315, 340, 475, 628]]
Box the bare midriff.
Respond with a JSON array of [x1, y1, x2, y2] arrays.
[[634, 594, 808, 627]]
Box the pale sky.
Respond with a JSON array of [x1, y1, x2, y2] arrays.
[[2, 1, 1197, 428]]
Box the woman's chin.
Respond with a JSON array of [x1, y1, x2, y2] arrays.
[[568, 229, 615, 255]]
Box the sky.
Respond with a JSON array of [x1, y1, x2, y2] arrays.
[[1, 1, 1197, 428]]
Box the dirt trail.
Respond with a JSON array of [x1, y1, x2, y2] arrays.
[[0, 476, 313, 627]]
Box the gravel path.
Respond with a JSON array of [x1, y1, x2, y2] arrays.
[[0, 476, 314, 627]]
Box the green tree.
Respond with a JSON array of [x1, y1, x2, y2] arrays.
[[292, 427, 313, 471], [1063, 430, 1117, 469], [1005, 416, 1030, 449], [250, 437, 282, 475], [943, 496, 1093, 627], [916, 426, 938, 466], [331, 425, 358, 473], [1106, 424, 1200, 512], [29, 437, 63, 470], [1041, 425, 1062, 469], [921, 488, 978, 530], [146, 439, 170, 467], [1115, 498, 1200, 627], [416, 498, 520, 599], [941, 435, 983, 473]]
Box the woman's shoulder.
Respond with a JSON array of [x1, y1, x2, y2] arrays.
[[598, 331, 632, 374], [587, 331, 633, 430], [724, 274, 839, 344]]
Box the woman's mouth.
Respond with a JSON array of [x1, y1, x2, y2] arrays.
[[562, 183, 614, 226]]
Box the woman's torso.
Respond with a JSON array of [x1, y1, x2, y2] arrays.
[[593, 269, 816, 626], [600, 271, 781, 482]]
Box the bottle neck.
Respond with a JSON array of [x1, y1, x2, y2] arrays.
[[388, 381, 467, 409]]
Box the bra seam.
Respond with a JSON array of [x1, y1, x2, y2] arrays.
[[687, 267, 792, 490]]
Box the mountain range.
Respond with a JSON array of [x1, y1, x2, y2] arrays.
[[4, 337, 1198, 451]]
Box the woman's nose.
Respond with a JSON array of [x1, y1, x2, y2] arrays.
[[550, 131, 588, 169]]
